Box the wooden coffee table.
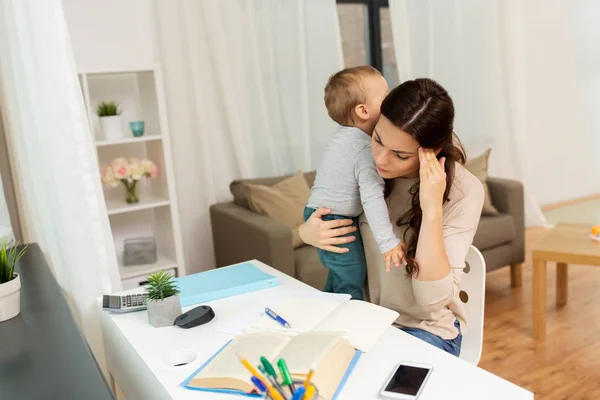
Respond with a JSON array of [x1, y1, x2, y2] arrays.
[[532, 223, 600, 340]]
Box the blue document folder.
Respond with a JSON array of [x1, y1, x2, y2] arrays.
[[175, 262, 279, 307]]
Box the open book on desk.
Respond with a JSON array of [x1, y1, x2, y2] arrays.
[[182, 331, 361, 400], [245, 296, 399, 352]]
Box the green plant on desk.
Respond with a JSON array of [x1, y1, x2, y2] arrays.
[[0, 242, 27, 284], [145, 270, 180, 301]]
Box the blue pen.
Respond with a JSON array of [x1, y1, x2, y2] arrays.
[[290, 386, 306, 400], [251, 376, 268, 394], [264, 307, 291, 329]]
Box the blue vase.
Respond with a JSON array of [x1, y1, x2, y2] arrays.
[[129, 121, 145, 137]]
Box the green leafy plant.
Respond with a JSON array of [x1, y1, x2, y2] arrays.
[[144, 270, 180, 301], [0, 243, 27, 284], [96, 101, 121, 117]]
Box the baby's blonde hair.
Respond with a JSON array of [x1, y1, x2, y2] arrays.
[[324, 66, 382, 126]]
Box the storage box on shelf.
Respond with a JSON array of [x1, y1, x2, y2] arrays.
[[78, 67, 185, 289]]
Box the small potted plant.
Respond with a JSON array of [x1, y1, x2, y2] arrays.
[[0, 242, 27, 323], [101, 157, 158, 204], [96, 101, 124, 140], [145, 270, 182, 327]]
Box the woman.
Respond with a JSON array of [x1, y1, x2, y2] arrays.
[[299, 78, 484, 356]]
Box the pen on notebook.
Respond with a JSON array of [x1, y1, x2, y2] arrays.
[[277, 358, 295, 394], [264, 307, 291, 328], [236, 354, 284, 400]]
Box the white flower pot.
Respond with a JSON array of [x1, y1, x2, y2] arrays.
[[147, 294, 182, 328], [0, 273, 21, 322], [100, 115, 124, 141]]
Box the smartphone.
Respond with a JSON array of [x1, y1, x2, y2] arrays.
[[380, 362, 433, 399]]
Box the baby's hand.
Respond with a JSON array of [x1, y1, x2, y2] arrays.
[[384, 242, 406, 272]]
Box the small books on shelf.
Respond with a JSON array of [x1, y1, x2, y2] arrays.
[[182, 331, 360, 400]]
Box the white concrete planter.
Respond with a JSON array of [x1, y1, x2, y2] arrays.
[[99, 115, 124, 141], [0, 273, 20, 322], [147, 294, 182, 328]]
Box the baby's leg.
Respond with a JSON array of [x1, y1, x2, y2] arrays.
[[318, 217, 366, 300]]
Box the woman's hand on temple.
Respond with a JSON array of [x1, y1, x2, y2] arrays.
[[418, 148, 446, 218], [298, 207, 356, 253]]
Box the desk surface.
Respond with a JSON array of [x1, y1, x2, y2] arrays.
[[100, 260, 533, 400], [0, 244, 114, 400]]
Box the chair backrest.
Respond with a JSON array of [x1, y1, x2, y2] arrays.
[[458, 245, 486, 365]]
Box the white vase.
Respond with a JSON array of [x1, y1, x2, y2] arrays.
[[100, 115, 124, 141], [147, 294, 182, 328], [0, 273, 21, 322]]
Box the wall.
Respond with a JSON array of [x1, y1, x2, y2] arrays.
[[62, 0, 156, 73]]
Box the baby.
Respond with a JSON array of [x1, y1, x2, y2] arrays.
[[304, 66, 404, 300]]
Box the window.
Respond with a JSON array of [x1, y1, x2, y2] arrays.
[[337, 0, 399, 86]]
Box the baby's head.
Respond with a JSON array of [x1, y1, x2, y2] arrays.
[[324, 66, 388, 134]]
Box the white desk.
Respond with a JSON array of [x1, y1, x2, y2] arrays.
[[99, 260, 533, 400]]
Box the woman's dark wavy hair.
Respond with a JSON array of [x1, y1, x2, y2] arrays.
[[381, 78, 465, 276]]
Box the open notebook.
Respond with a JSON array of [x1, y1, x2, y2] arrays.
[[245, 297, 399, 352], [182, 332, 361, 400]]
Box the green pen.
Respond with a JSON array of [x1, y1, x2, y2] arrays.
[[277, 358, 295, 394], [259, 360, 286, 398]]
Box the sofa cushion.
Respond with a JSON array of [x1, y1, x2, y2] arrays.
[[244, 171, 311, 248], [230, 171, 316, 209], [294, 245, 328, 291], [465, 148, 500, 216], [473, 214, 516, 251]]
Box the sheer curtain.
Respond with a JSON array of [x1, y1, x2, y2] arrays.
[[154, 0, 343, 272], [389, 0, 600, 226], [0, 173, 12, 244], [0, 0, 120, 372]]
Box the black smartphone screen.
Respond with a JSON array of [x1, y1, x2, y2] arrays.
[[384, 364, 430, 395]]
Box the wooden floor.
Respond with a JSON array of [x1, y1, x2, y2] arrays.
[[479, 227, 600, 399]]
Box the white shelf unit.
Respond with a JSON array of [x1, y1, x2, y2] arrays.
[[78, 67, 186, 289]]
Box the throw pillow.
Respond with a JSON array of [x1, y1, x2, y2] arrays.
[[465, 148, 499, 216], [244, 170, 311, 248]]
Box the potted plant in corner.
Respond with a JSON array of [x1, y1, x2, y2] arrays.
[[96, 101, 124, 141], [145, 270, 182, 327], [0, 242, 27, 323]]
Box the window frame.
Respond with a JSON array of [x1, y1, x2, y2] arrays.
[[336, 0, 390, 73]]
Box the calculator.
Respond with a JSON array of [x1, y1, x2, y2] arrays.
[[102, 294, 148, 313]]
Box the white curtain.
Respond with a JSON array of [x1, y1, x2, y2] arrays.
[[0, 0, 120, 373], [0, 172, 12, 244], [154, 0, 343, 272], [389, 0, 600, 226]]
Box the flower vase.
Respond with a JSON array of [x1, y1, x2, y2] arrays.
[[124, 182, 140, 204]]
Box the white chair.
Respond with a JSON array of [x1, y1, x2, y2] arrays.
[[458, 245, 486, 365]]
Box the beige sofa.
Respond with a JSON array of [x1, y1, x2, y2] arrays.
[[210, 171, 525, 290]]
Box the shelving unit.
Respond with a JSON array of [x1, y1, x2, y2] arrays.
[[78, 66, 185, 290]]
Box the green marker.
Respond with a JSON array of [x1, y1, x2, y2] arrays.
[[260, 358, 285, 396], [277, 358, 295, 394], [260, 357, 277, 378]]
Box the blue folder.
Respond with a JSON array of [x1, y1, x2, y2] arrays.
[[181, 340, 363, 399], [175, 262, 279, 307]]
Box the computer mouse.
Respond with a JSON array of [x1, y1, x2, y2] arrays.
[[174, 305, 215, 329]]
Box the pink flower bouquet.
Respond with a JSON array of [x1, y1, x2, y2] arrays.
[[101, 157, 158, 203]]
